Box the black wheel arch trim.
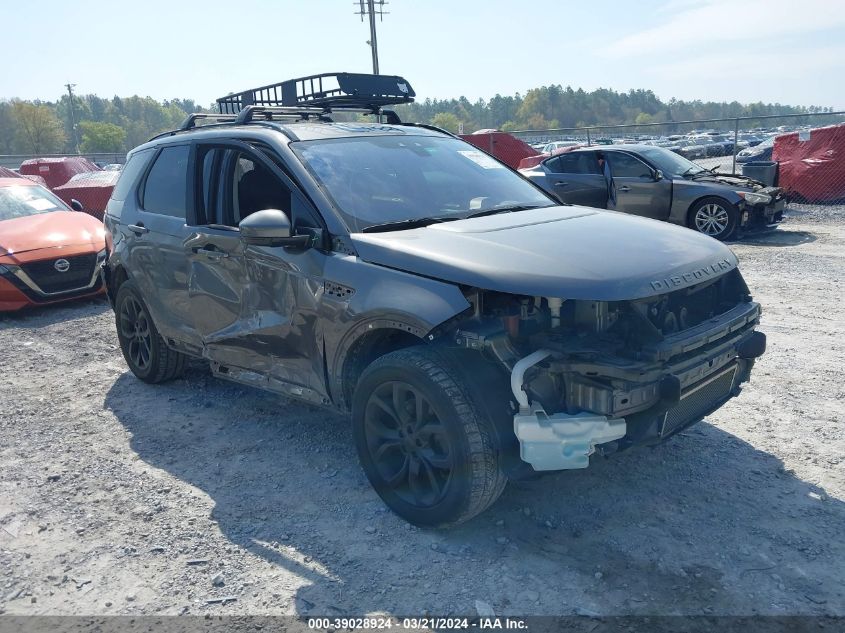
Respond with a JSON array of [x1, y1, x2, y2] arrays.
[[330, 315, 431, 410]]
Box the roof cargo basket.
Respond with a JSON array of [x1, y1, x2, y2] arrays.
[[216, 72, 415, 115]]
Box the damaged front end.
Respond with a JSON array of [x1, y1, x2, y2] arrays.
[[452, 268, 766, 472]]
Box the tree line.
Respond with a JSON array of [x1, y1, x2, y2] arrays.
[[0, 85, 837, 155], [394, 86, 836, 134], [0, 95, 204, 155]]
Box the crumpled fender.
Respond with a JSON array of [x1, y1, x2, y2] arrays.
[[319, 253, 471, 404]]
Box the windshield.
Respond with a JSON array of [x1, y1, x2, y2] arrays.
[[636, 146, 706, 176], [0, 184, 68, 221], [292, 135, 554, 232]]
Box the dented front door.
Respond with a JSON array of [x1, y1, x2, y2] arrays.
[[185, 226, 247, 351], [187, 234, 327, 395], [239, 245, 327, 391], [185, 139, 328, 398]]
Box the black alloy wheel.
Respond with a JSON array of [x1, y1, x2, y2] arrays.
[[119, 294, 152, 373], [114, 280, 187, 383], [352, 346, 507, 527], [363, 380, 454, 507]]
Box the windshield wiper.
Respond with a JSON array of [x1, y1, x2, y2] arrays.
[[690, 169, 725, 179], [361, 204, 554, 232], [361, 216, 459, 233], [465, 203, 553, 219]]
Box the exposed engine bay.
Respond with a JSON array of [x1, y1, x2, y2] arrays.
[[450, 268, 766, 470]]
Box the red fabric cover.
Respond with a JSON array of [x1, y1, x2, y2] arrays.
[[516, 145, 584, 171], [19, 157, 101, 189], [53, 171, 119, 220], [0, 166, 49, 187], [459, 132, 539, 170], [517, 154, 547, 170], [21, 173, 49, 187], [773, 124, 845, 203]]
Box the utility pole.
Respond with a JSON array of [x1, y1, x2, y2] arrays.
[[65, 83, 80, 154], [355, 0, 387, 74]]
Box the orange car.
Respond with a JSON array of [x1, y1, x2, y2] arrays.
[[0, 177, 106, 311]]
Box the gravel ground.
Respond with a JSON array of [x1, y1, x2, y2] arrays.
[[1, 205, 843, 618]]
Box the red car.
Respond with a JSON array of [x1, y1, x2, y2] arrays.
[[0, 177, 106, 311]]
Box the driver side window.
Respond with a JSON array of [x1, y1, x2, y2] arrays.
[[231, 153, 291, 226], [196, 146, 292, 228], [604, 152, 653, 178]]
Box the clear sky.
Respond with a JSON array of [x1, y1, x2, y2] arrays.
[[4, 0, 845, 109]]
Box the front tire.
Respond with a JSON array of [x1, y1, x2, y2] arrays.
[[352, 346, 507, 527], [115, 280, 187, 384], [688, 196, 739, 240]]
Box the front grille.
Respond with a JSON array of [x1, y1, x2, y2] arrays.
[[20, 253, 98, 294], [661, 365, 737, 436]]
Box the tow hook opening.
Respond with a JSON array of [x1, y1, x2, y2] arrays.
[[737, 331, 766, 359], [510, 349, 627, 471]]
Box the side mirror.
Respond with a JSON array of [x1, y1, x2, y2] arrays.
[[239, 209, 311, 249], [654, 169, 664, 181], [70, 199, 84, 212]]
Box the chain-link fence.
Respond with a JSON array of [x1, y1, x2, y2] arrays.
[[505, 111, 845, 205]]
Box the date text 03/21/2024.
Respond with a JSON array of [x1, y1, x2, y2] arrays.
[[306, 617, 528, 630]]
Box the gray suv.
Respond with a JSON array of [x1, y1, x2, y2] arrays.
[[102, 74, 766, 526], [520, 145, 785, 240]]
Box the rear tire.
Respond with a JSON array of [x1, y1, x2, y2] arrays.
[[115, 280, 187, 384], [352, 346, 507, 527], [688, 196, 739, 241]]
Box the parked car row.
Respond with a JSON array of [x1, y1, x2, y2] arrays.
[[525, 128, 798, 162], [736, 136, 775, 163]]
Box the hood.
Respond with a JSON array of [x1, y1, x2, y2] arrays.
[[350, 206, 738, 301], [683, 172, 763, 191], [0, 211, 105, 257]]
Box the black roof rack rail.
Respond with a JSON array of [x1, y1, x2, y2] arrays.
[[216, 72, 415, 115], [178, 112, 238, 131], [233, 105, 334, 125]]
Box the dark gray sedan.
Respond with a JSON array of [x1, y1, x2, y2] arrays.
[[519, 145, 785, 240]]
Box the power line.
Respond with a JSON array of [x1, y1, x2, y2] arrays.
[[65, 83, 80, 154], [354, 0, 388, 75]]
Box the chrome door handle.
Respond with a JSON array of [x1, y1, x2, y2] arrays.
[[194, 247, 228, 260], [618, 186, 631, 192], [128, 224, 149, 235], [554, 181, 568, 186]]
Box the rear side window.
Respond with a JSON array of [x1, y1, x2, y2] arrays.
[[110, 148, 154, 202], [546, 152, 600, 175], [142, 145, 190, 217]]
